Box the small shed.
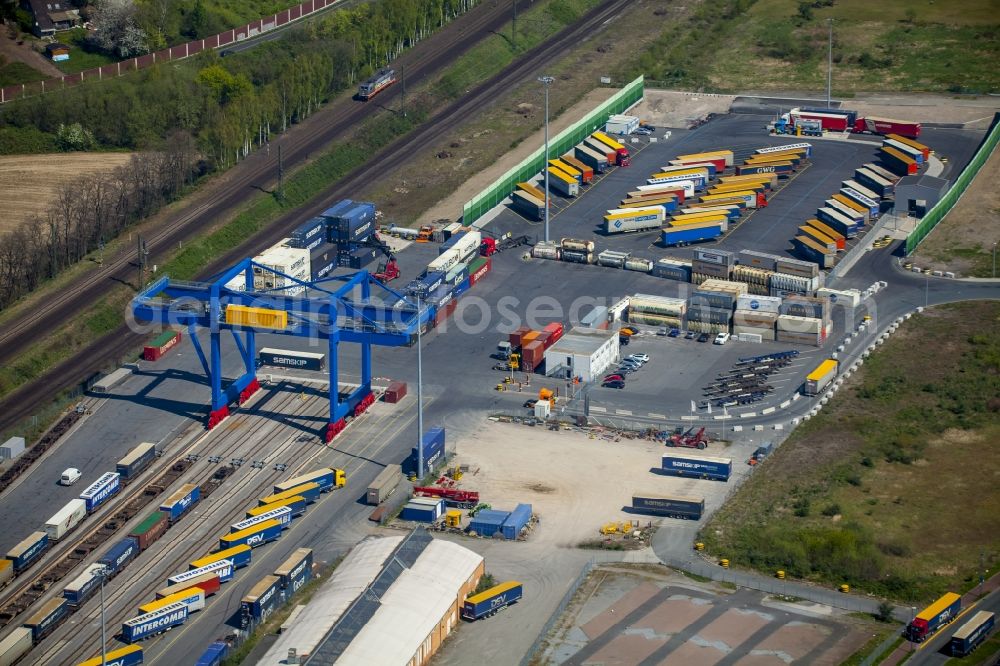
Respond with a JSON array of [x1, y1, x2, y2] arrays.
[[400, 497, 444, 523], [0, 437, 26, 460], [893, 175, 948, 217], [45, 43, 70, 62]]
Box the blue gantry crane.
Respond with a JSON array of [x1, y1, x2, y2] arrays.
[[131, 258, 431, 440]]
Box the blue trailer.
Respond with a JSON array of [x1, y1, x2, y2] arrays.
[[195, 641, 230, 666], [661, 454, 732, 481], [122, 602, 188, 643], [840, 188, 880, 218], [230, 506, 292, 532], [273, 468, 344, 494], [241, 575, 282, 623], [950, 611, 994, 657], [116, 442, 157, 481], [501, 504, 533, 540], [219, 519, 282, 550], [170, 558, 236, 585], [99, 537, 140, 577], [23, 597, 69, 641], [6, 531, 48, 573], [412, 427, 446, 477], [63, 563, 105, 606], [661, 222, 724, 247], [189, 545, 252, 570], [79, 472, 121, 513], [461, 581, 523, 621], [816, 207, 858, 238], [274, 548, 313, 595], [159, 483, 200, 523], [632, 493, 705, 520], [735, 162, 795, 176]]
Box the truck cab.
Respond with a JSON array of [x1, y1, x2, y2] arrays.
[[497, 341, 512, 360]]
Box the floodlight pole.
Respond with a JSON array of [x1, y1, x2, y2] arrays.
[[539, 76, 555, 243], [826, 19, 833, 108], [416, 293, 424, 478]]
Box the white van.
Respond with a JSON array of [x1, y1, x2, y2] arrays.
[[713, 332, 731, 345], [59, 468, 82, 485]]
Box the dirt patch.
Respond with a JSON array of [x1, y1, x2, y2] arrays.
[[0, 31, 61, 78], [631, 90, 736, 128], [0, 152, 135, 232], [912, 144, 1000, 277]]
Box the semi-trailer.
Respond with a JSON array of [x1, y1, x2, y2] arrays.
[[160, 483, 200, 523], [79, 471, 121, 513], [720, 173, 778, 189], [708, 181, 766, 196], [260, 482, 321, 506], [573, 144, 609, 173], [77, 645, 144, 666], [219, 519, 282, 550], [274, 468, 345, 493], [547, 167, 580, 197], [631, 493, 705, 519], [6, 531, 48, 573], [241, 575, 283, 623], [190, 545, 252, 570], [659, 162, 718, 178], [116, 442, 156, 481], [799, 226, 838, 253], [792, 236, 835, 269], [23, 597, 69, 642], [560, 154, 594, 182], [949, 611, 994, 657], [0, 560, 11, 589], [879, 146, 919, 176], [755, 142, 812, 158], [661, 221, 725, 247], [517, 182, 546, 201], [670, 213, 729, 231], [45, 499, 87, 540], [854, 116, 921, 138], [231, 506, 293, 532], [805, 220, 846, 250], [548, 159, 582, 183], [156, 572, 221, 600], [673, 150, 734, 167], [825, 199, 865, 225], [582, 139, 616, 167], [816, 207, 859, 238], [885, 133, 930, 159], [590, 131, 630, 166], [678, 205, 742, 220], [905, 592, 961, 642], [804, 359, 838, 395], [700, 190, 767, 209], [620, 196, 676, 210], [661, 454, 732, 481], [461, 581, 523, 621], [511, 191, 545, 221], [855, 168, 895, 197], [170, 559, 236, 585], [604, 206, 668, 234], [863, 163, 901, 184], [248, 495, 307, 518], [122, 602, 188, 642], [883, 138, 924, 164], [735, 161, 795, 176], [634, 182, 693, 200], [830, 193, 870, 222], [647, 169, 709, 190], [839, 188, 880, 218], [366, 464, 401, 505], [841, 179, 881, 202], [274, 548, 313, 594], [139, 587, 206, 615], [668, 157, 726, 173]]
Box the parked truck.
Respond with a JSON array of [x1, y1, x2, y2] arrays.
[[366, 464, 401, 505], [905, 593, 961, 642], [631, 493, 705, 520], [773, 108, 920, 138], [661, 221, 725, 247], [461, 581, 523, 621], [661, 454, 732, 482], [949, 611, 995, 657], [804, 359, 838, 396], [603, 206, 667, 234]]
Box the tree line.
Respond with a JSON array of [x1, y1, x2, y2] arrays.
[[0, 0, 481, 311]]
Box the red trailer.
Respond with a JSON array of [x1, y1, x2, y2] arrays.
[[542, 322, 564, 349], [791, 110, 849, 131], [855, 117, 921, 139]]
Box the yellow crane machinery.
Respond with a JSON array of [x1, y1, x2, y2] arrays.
[[445, 510, 462, 528]]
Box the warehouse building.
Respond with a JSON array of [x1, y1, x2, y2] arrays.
[[259, 529, 484, 665], [543, 326, 619, 382], [893, 174, 948, 217]]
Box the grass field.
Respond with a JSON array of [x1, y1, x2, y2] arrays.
[[624, 0, 1000, 94], [701, 301, 1000, 603], [0, 56, 47, 87], [912, 146, 1000, 277], [0, 153, 135, 232]]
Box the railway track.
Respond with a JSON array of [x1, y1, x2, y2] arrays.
[[0, 0, 631, 436]]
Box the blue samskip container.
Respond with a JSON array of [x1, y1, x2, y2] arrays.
[[99, 536, 139, 576], [412, 427, 445, 476], [501, 504, 532, 540], [452, 278, 471, 299], [661, 455, 732, 481], [7, 531, 49, 573]]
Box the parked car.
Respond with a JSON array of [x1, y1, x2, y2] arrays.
[[684, 331, 696, 340], [602, 380, 626, 389], [619, 336, 630, 346], [627, 353, 650, 363], [697, 332, 710, 343], [668, 328, 681, 338], [616, 366, 636, 375], [657, 327, 668, 336], [713, 332, 731, 345], [523, 399, 537, 409], [60, 468, 82, 485], [620, 326, 638, 336], [603, 374, 624, 383], [619, 360, 642, 370]]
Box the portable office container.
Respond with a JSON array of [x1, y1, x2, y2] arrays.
[[274, 548, 313, 594], [79, 472, 121, 513], [661, 455, 732, 481], [242, 575, 282, 623], [501, 504, 532, 540], [7, 531, 48, 573], [219, 519, 282, 550], [160, 483, 200, 522], [117, 442, 156, 481], [631, 493, 705, 519], [99, 537, 139, 576], [189, 545, 252, 570], [122, 602, 188, 643], [401, 497, 445, 523]]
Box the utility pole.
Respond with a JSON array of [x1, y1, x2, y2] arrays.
[[826, 19, 834, 108], [99, 566, 108, 666], [400, 65, 406, 118], [538, 75, 555, 243], [512, 0, 518, 45], [277, 144, 285, 201], [416, 293, 424, 479], [137, 236, 148, 290], [992, 241, 997, 278]]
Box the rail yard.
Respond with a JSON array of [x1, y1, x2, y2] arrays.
[[0, 8, 999, 666]]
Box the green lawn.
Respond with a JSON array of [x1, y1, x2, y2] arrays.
[[701, 301, 1000, 603], [53, 29, 115, 75], [0, 57, 47, 87]]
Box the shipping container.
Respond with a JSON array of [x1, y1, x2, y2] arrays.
[[603, 206, 667, 234], [906, 593, 961, 642], [735, 294, 781, 314], [231, 506, 292, 532], [469, 509, 510, 537], [79, 471, 121, 513], [661, 221, 725, 247], [99, 536, 140, 576], [260, 482, 321, 507], [195, 641, 229, 666], [117, 442, 157, 481], [949, 611, 994, 657], [501, 504, 532, 540], [521, 340, 545, 372], [45, 498, 88, 540], [23, 597, 69, 641], [76, 645, 144, 666], [274, 468, 345, 494], [274, 548, 314, 595], [7, 531, 48, 574], [804, 359, 838, 396], [139, 587, 206, 615], [366, 465, 401, 505], [122, 602, 188, 643], [242, 575, 282, 623], [652, 259, 692, 282], [631, 493, 704, 519], [159, 483, 200, 522], [412, 427, 445, 477], [172, 558, 236, 584], [143, 329, 181, 361], [685, 305, 733, 325], [661, 454, 732, 481], [156, 572, 220, 600], [63, 563, 106, 606], [190, 545, 251, 570], [219, 519, 282, 550], [258, 348, 325, 372], [225, 304, 289, 330], [462, 581, 523, 621]]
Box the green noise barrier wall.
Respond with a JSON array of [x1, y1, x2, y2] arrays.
[[906, 113, 1000, 254], [462, 76, 645, 225]]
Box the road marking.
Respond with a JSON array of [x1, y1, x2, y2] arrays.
[[680, 415, 698, 421], [739, 412, 757, 418], [615, 409, 633, 416], [590, 406, 607, 413], [648, 413, 666, 419]]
